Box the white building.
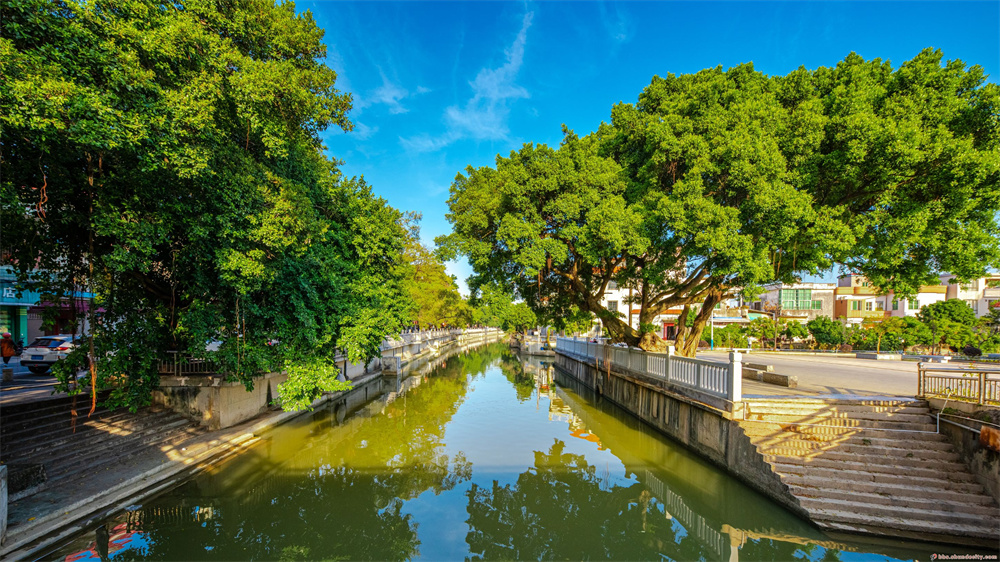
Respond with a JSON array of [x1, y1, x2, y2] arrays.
[[751, 282, 837, 323], [940, 274, 1000, 318]]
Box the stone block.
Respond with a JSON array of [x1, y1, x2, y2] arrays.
[[761, 372, 798, 388]]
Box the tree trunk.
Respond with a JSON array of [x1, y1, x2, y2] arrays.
[[600, 311, 641, 346], [674, 293, 723, 357]]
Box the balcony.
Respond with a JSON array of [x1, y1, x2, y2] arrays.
[[984, 288, 1000, 299], [841, 310, 890, 319], [835, 286, 878, 296]]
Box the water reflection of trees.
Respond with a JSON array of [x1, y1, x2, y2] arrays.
[[464, 439, 850, 562], [465, 439, 715, 561], [498, 351, 536, 402], [77, 347, 500, 562]]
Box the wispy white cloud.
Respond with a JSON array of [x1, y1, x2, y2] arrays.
[[399, 134, 453, 153], [355, 69, 430, 115], [598, 2, 632, 44], [352, 121, 379, 140], [401, 12, 534, 152], [371, 71, 410, 114]]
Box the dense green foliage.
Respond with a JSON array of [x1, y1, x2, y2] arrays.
[[400, 215, 468, 329], [1, 0, 410, 410], [468, 284, 537, 332], [806, 316, 847, 346], [440, 49, 1000, 357]]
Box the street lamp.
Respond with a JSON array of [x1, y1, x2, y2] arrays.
[[710, 309, 715, 350], [761, 307, 779, 351]]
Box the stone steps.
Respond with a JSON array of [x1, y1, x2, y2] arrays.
[[745, 430, 953, 450], [792, 487, 999, 514], [741, 422, 941, 439], [1, 397, 202, 501], [745, 405, 933, 423], [781, 472, 990, 503], [774, 459, 979, 490], [798, 496, 997, 527], [738, 398, 999, 544], [762, 453, 969, 475], [35, 413, 193, 475], [43, 418, 196, 487], [742, 418, 938, 432], [807, 506, 998, 541], [757, 442, 961, 461], [6, 408, 179, 462]]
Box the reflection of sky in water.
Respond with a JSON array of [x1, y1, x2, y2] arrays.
[[64, 525, 151, 562]]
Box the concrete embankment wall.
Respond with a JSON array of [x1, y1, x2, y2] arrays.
[[928, 399, 1000, 504], [554, 351, 806, 518], [155, 330, 503, 430]]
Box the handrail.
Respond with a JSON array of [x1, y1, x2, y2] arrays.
[[917, 362, 1000, 406], [555, 337, 742, 402]]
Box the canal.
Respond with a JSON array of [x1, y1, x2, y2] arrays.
[[51, 344, 955, 560]]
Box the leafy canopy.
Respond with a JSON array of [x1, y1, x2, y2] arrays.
[[1, 0, 410, 410], [440, 49, 1000, 357]]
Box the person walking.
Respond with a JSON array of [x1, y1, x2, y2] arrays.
[[1, 332, 17, 365]]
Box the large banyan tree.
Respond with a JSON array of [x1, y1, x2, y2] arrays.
[[1, 0, 411, 410], [438, 50, 1000, 356]]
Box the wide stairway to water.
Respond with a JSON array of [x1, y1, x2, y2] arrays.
[[50, 345, 983, 560]]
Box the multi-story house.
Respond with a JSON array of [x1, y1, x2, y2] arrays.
[[834, 274, 890, 326], [751, 282, 837, 324], [598, 281, 687, 338], [835, 273, 955, 325], [940, 274, 1000, 318]]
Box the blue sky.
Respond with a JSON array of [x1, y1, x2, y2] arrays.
[[299, 0, 1000, 293]]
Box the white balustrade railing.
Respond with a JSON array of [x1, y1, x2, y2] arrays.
[[555, 337, 743, 402], [382, 327, 503, 351]]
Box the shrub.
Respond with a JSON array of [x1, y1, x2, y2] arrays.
[[962, 345, 982, 357], [838, 344, 853, 353]]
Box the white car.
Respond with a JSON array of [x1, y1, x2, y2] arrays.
[[19, 335, 81, 374]]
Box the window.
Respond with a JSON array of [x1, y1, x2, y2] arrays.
[[607, 301, 618, 314], [851, 301, 862, 311], [907, 299, 919, 310], [966, 300, 979, 315], [865, 301, 873, 311], [892, 300, 899, 311], [607, 281, 618, 290], [812, 300, 822, 310], [781, 289, 816, 310]]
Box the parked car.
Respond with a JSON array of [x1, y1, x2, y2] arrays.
[[19, 335, 81, 374]]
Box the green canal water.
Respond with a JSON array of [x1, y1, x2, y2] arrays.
[[51, 345, 963, 561]]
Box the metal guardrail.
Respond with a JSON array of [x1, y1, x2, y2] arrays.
[[157, 351, 218, 376], [917, 363, 1000, 405], [555, 337, 743, 402]]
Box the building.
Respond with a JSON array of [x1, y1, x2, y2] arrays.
[[833, 274, 888, 325], [940, 273, 1000, 318], [0, 265, 94, 345], [751, 282, 837, 324], [597, 281, 687, 339]]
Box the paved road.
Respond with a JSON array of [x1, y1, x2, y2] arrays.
[[697, 351, 921, 398], [1, 358, 89, 406]]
